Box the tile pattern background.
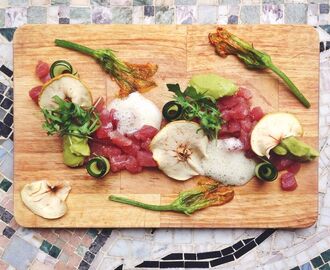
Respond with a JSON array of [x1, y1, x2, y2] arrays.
[[0, 1, 330, 269]]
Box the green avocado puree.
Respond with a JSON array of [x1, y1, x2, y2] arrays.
[[63, 135, 90, 167], [189, 74, 238, 99], [273, 136, 319, 161]]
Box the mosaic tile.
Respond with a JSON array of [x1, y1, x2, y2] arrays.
[[320, 264, 330, 270], [112, 0, 132, 4], [261, 4, 284, 23], [27, 6, 47, 23], [49, 245, 61, 258], [2, 226, 14, 239], [144, 5, 154, 16], [320, 4, 329, 14], [110, 6, 132, 24], [197, 5, 217, 23], [222, 0, 240, 4], [263, 0, 283, 3], [5, 7, 26, 27], [83, 251, 95, 264], [240, 5, 260, 23], [0, 1, 8, 9], [134, 0, 153, 4], [1, 211, 13, 224], [0, 179, 12, 192], [70, 7, 91, 24], [300, 262, 313, 270], [312, 256, 324, 268], [30, 0, 50, 5], [90, 0, 110, 5], [78, 260, 90, 270], [8, 0, 28, 6], [0, 9, 4, 27], [0, 28, 15, 42], [155, 5, 174, 23], [285, 3, 307, 23], [176, 5, 197, 24], [2, 235, 38, 270], [322, 250, 330, 263], [51, 0, 69, 4], [59, 17, 70, 24], [175, 0, 197, 4], [92, 6, 111, 24], [40, 240, 52, 254], [71, 0, 90, 5]]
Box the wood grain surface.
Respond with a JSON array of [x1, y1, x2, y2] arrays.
[[13, 25, 319, 228]]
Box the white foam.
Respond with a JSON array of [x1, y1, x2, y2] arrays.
[[108, 92, 162, 134], [201, 139, 255, 186]]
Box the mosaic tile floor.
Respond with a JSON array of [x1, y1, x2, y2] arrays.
[[0, 2, 330, 269]]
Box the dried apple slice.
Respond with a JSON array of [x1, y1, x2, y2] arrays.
[[250, 112, 303, 157], [21, 180, 71, 219], [39, 74, 92, 110], [150, 121, 208, 181]]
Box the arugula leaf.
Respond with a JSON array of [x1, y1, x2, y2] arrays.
[[166, 84, 223, 140], [167, 83, 184, 98], [41, 95, 100, 138]]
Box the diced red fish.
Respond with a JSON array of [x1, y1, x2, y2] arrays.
[[29, 85, 42, 104], [269, 154, 294, 171], [217, 88, 264, 154], [110, 155, 129, 172], [136, 151, 157, 167], [109, 130, 132, 147], [236, 87, 252, 100], [125, 156, 143, 173], [250, 107, 264, 121], [36, 61, 50, 82], [133, 125, 158, 141], [280, 172, 298, 191], [287, 162, 301, 175]]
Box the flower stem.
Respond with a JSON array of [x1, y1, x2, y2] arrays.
[[109, 195, 176, 212], [268, 63, 310, 108], [55, 39, 95, 57]]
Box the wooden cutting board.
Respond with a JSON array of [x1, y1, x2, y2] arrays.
[[13, 25, 319, 228]]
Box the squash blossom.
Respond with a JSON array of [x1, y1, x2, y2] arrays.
[[208, 27, 311, 108], [109, 177, 234, 215], [55, 39, 158, 98]]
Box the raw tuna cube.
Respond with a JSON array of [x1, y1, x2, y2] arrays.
[[137, 151, 157, 167], [109, 130, 132, 147], [280, 172, 297, 191]]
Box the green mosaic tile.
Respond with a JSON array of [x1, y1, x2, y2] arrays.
[[133, 0, 153, 5], [0, 178, 12, 192], [240, 5, 260, 24], [27, 6, 47, 24], [40, 240, 52, 254], [311, 256, 324, 268], [49, 245, 61, 258], [70, 7, 91, 24], [110, 6, 132, 24], [320, 264, 330, 270], [284, 3, 307, 24], [0, 9, 4, 27], [51, 0, 69, 4], [175, 0, 197, 4], [8, 0, 28, 6], [321, 250, 330, 263], [87, 228, 98, 238], [155, 6, 174, 24]]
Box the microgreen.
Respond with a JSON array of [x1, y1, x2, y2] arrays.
[[167, 83, 223, 140], [41, 95, 100, 138]]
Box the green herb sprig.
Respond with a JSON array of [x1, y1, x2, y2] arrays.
[[166, 83, 223, 140], [42, 95, 100, 138]]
